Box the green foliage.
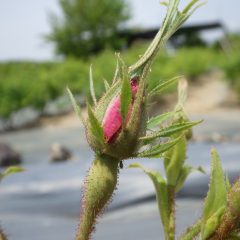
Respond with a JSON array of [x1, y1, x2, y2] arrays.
[[46, 0, 130, 58], [0, 45, 228, 118], [216, 34, 240, 98]]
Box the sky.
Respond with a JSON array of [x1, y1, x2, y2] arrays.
[[0, 0, 239, 61]]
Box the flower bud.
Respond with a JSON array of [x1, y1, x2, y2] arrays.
[[86, 75, 147, 160]]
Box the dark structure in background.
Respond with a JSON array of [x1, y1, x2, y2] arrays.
[[119, 22, 228, 48]]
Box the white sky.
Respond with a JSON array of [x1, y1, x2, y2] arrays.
[[0, 0, 239, 61]]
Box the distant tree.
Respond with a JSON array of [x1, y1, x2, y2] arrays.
[[46, 0, 130, 58]]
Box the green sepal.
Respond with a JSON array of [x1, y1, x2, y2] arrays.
[[137, 136, 181, 158], [128, 163, 170, 237], [140, 120, 202, 145], [67, 87, 85, 125], [120, 71, 132, 122], [201, 149, 227, 240], [147, 111, 175, 130], [89, 65, 97, 105], [112, 54, 120, 83], [95, 80, 121, 122], [103, 79, 110, 91], [87, 104, 105, 145], [0, 166, 24, 182], [149, 76, 181, 96], [116, 53, 128, 81]]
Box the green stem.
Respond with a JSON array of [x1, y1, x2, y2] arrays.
[[76, 154, 119, 240], [179, 219, 201, 240], [168, 185, 176, 240]]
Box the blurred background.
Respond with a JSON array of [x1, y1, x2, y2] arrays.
[[0, 0, 240, 239]]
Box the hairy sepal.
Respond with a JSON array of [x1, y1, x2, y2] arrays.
[[86, 104, 105, 151], [67, 87, 85, 126]]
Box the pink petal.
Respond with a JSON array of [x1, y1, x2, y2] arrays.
[[102, 78, 139, 143], [102, 96, 122, 143]]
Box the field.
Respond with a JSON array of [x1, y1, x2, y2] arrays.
[[0, 42, 239, 118]]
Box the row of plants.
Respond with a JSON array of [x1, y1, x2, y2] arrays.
[[0, 42, 236, 118]]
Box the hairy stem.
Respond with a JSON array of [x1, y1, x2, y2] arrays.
[[76, 154, 119, 240], [179, 219, 201, 240], [168, 185, 176, 240]]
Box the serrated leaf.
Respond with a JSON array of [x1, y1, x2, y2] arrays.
[[129, 163, 169, 237], [141, 121, 202, 145], [201, 149, 227, 239], [149, 76, 181, 96], [66, 87, 85, 124], [87, 104, 105, 144], [120, 74, 132, 122], [0, 166, 24, 181], [137, 136, 181, 158], [89, 65, 97, 105], [147, 111, 175, 129]]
